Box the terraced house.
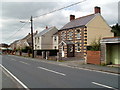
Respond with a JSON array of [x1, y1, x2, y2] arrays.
[[58, 6, 113, 59]]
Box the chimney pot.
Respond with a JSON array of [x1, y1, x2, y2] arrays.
[[94, 6, 101, 14], [46, 26, 48, 29], [70, 15, 75, 21]]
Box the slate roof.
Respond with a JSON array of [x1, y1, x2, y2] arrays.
[[60, 14, 96, 30], [34, 26, 55, 37]]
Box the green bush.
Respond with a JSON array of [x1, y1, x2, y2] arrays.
[[21, 46, 32, 53], [87, 38, 101, 51]]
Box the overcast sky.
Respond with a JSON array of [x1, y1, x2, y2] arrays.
[[0, 0, 119, 45]]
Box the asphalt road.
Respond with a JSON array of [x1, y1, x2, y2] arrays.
[[1, 55, 119, 89]]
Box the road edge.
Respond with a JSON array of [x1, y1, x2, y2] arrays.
[[0, 64, 30, 90]]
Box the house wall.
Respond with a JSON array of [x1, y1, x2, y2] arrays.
[[58, 26, 87, 59], [41, 27, 58, 50], [34, 27, 58, 50], [86, 14, 114, 45], [34, 37, 41, 50]]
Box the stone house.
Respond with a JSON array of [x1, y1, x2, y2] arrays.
[[58, 6, 113, 59]]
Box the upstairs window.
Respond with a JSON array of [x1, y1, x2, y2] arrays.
[[76, 29, 81, 39], [69, 32, 73, 40], [61, 32, 65, 40], [54, 36, 57, 41], [38, 37, 39, 43]]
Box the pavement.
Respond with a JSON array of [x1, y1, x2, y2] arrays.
[[27, 57, 120, 74]]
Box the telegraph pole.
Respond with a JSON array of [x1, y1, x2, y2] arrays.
[[30, 16, 34, 58]]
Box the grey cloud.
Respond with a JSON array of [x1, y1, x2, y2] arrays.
[[1, 1, 119, 44], [2, 2, 59, 19]]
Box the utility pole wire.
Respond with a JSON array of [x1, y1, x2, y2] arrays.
[[34, 0, 87, 18], [5, 21, 29, 42], [6, 0, 87, 44]]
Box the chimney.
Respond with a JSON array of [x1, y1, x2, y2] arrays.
[[46, 26, 48, 29], [70, 15, 75, 21], [36, 30, 38, 34], [94, 6, 101, 14]]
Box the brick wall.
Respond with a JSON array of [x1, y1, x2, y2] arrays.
[[87, 51, 101, 65]]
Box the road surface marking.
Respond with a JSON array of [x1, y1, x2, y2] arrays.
[[37, 66, 66, 76], [92, 82, 118, 90], [19, 61, 30, 65], [8, 55, 119, 76], [11, 58, 17, 61], [0, 64, 29, 90]]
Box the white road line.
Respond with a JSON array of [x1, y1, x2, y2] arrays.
[[0, 64, 29, 90], [11, 58, 17, 61], [92, 82, 118, 90], [19, 61, 30, 65], [37, 66, 66, 76], [9, 55, 119, 76]]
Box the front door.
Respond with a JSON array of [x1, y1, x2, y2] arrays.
[[67, 44, 74, 57], [62, 46, 64, 57]]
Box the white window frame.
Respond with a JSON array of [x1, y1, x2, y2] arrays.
[[62, 32, 65, 40], [54, 36, 57, 41], [38, 37, 39, 43], [69, 31, 73, 40], [76, 29, 81, 39]]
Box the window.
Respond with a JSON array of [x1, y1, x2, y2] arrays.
[[77, 43, 81, 52], [62, 32, 65, 40], [69, 32, 73, 40], [38, 37, 39, 43], [76, 29, 81, 39], [54, 36, 57, 41]]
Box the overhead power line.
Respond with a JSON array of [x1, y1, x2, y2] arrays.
[[6, 0, 87, 44], [34, 0, 87, 18], [5, 21, 29, 43]]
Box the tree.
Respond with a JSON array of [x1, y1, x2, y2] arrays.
[[111, 23, 120, 36]]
